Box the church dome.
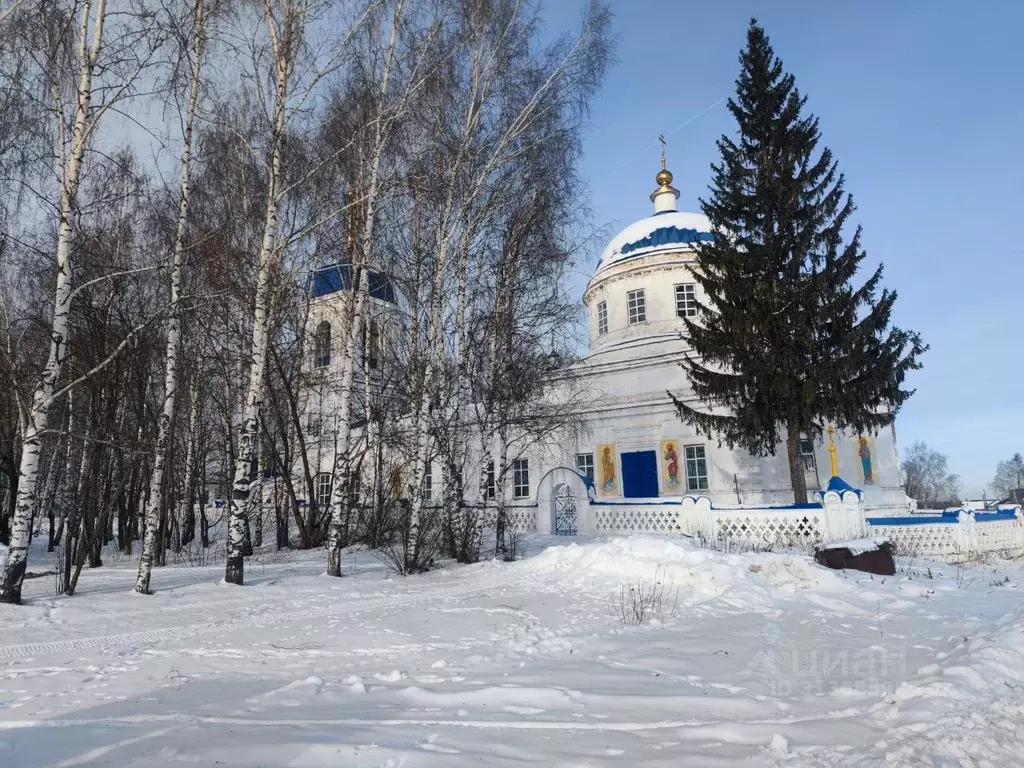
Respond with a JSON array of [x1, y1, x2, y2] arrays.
[[597, 209, 713, 273], [595, 153, 713, 274]]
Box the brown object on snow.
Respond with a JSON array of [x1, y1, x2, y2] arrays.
[[814, 540, 895, 576]]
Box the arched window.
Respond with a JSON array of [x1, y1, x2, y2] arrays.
[[314, 321, 331, 368]]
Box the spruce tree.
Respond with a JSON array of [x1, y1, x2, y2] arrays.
[[672, 20, 926, 503]]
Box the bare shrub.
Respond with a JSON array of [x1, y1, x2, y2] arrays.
[[955, 562, 975, 590], [894, 547, 920, 576], [502, 526, 527, 562], [613, 566, 679, 626], [374, 502, 442, 576], [692, 532, 778, 554]]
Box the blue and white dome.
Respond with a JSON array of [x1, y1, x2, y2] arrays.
[[597, 210, 713, 272]]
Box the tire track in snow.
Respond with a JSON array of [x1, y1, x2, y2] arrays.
[[0, 714, 714, 731], [0, 710, 870, 732], [0, 570, 523, 661]]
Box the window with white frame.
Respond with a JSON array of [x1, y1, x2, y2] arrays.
[[315, 472, 332, 510], [486, 461, 496, 499], [423, 467, 433, 502], [675, 283, 697, 318], [627, 289, 646, 324], [513, 458, 530, 499], [575, 453, 595, 484], [597, 301, 608, 335], [684, 445, 709, 491]]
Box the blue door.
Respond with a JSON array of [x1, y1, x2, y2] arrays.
[[621, 450, 659, 498]]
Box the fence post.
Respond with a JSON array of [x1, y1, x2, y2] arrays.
[[680, 496, 714, 539], [955, 510, 976, 556], [820, 489, 866, 541]]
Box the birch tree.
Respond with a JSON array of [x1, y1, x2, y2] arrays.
[[136, 0, 208, 594], [223, 0, 375, 585], [324, 0, 412, 577], [0, 0, 159, 604], [402, 0, 610, 572]]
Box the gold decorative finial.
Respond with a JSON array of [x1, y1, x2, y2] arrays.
[[827, 426, 838, 477], [655, 134, 673, 186]]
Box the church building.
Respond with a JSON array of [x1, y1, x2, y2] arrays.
[[302, 158, 908, 536], [493, 158, 907, 533]]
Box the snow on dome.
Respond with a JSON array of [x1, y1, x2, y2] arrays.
[[597, 210, 713, 272]]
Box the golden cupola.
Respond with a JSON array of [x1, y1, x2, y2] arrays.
[[650, 145, 680, 213]]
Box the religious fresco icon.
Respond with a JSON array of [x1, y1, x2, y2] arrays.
[[661, 439, 680, 493], [854, 435, 876, 485], [596, 443, 618, 497]]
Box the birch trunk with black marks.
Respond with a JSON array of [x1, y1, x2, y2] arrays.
[[179, 378, 200, 547], [225, 0, 296, 585], [494, 426, 510, 558], [0, 0, 106, 604], [326, 0, 404, 577], [405, 8, 518, 570], [405, 221, 450, 571], [136, 0, 205, 594], [39, 425, 66, 552], [442, 237, 472, 555], [225, 138, 282, 585]]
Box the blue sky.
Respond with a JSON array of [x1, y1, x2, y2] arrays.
[[547, 0, 1024, 496]]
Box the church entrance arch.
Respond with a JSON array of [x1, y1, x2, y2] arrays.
[[552, 483, 578, 536]]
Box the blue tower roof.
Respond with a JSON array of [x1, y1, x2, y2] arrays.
[[309, 263, 396, 303]]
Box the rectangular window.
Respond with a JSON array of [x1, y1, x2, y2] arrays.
[[513, 458, 530, 499], [423, 468, 432, 502], [627, 289, 646, 324], [575, 453, 595, 484], [314, 322, 331, 368], [800, 438, 816, 472], [597, 301, 608, 335], [364, 319, 379, 370], [675, 283, 697, 318], [316, 472, 332, 510], [307, 415, 322, 438], [486, 461, 496, 499], [685, 445, 709, 491]]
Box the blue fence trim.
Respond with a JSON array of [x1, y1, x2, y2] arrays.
[[589, 497, 825, 511], [867, 516, 956, 526], [868, 512, 1018, 526], [974, 511, 1017, 521], [590, 499, 682, 506], [753, 502, 823, 510]]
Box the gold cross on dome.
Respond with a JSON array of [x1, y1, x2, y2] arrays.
[[658, 134, 666, 170]]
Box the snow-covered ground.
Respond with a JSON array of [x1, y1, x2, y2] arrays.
[[1, 536, 1023, 767]]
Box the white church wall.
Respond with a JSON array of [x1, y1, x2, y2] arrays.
[[584, 251, 710, 352]]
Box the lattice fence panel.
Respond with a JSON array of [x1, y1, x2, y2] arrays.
[[593, 506, 681, 534], [975, 521, 1024, 554], [866, 523, 961, 558], [714, 513, 824, 546], [478, 507, 538, 533]]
